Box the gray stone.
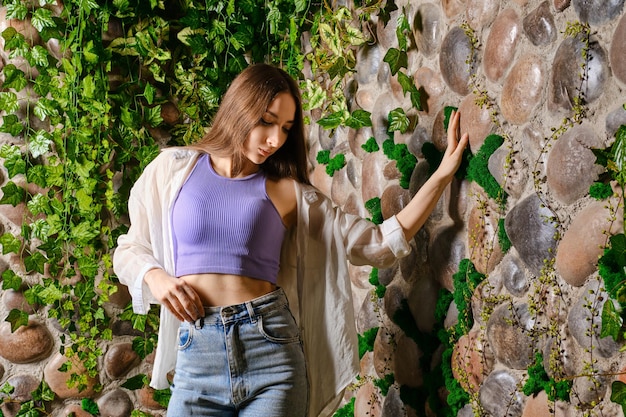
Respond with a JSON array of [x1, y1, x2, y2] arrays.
[[500, 254, 530, 297], [479, 370, 525, 417], [606, 105, 626, 138], [504, 193, 559, 276], [439, 26, 476, 96], [567, 278, 622, 358], [546, 125, 604, 205], [572, 0, 624, 25], [413, 3, 443, 57], [549, 35, 608, 112]]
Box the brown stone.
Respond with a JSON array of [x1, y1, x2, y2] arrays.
[[381, 184, 409, 219], [137, 385, 166, 410], [2, 289, 36, 314], [414, 67, 445, 115], [459, 93, 495, 153], [0, 320, 54, 364], [44, 353, 99, 399], [466, 0, 500, 28], [60, 404, 93, 417], [354, 381, 382, 417], [501, 54, 545, 125], [556, 197, 624, 286], [610, 12, 626, 85], [468, 203, 504, 274], [393, 333, 422, 388], [104, 342, 140, 379], [452, 328, 491, 394], [523, 1, 557, 46], [97, 389, 134, 416], [483, 9, 521, 83]]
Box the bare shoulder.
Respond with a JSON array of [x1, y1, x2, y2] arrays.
[[266, 177, 297, 227]]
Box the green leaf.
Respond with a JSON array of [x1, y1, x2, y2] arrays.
[[0, 143, 26, 177], [317, 110, 347, 130], [345, 109, 372, 129], [611, 381, 626, 415], [2, 64, 27, 91], [29, 130, 53, 158], [0, 181, 25, 206], [383, 48, 407, 76], [24, 251, 47, 274], [5, 308, 29, 332], [145, 105, 163, 127], [122, 374, 147, 390], [33, 98, 60, 122], [153, 388, 172, 407], [0, 92, 19, 114], [81, 398, 99, 415], [5, 3, 27, 19], [0, 114, 25, 137], [31, 8, 55, 31], [144, 83, 157, 105], [71, 220, 101, 245], [2, 269, 22, 291], [601, 299, 622, 340], [0, 233, 21, 254], [388, 107, 409, 133]]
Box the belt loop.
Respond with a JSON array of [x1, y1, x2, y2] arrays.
[[245, 301, 256, 323], [194, 317, 204, 329]]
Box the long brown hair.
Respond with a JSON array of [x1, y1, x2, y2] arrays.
[[191, 63, 310, 184]]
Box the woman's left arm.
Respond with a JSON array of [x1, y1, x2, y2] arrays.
[[395, 110, 469, 241]]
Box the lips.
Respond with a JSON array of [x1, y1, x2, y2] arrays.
[[259, 148, 271, 157]]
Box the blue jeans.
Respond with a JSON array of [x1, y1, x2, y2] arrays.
[[167, 288, 308, 416]]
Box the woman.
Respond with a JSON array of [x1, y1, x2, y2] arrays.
[[113, 63, 468, 416]]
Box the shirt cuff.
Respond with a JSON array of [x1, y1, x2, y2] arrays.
[[380, 215, 411, 258]]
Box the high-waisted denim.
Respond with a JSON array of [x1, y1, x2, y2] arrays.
[[167, 288, 308, 416]]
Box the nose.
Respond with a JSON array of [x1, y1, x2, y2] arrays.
[[267, 126, 282, 148]]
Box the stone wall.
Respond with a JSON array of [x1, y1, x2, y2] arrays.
[[0, 0, 624, 416]]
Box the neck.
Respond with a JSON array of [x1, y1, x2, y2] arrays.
[[209, 155, 258, 178]]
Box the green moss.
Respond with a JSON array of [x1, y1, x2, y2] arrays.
[[452, 259, 485, 336], [368, 268, 386, 298], [589, 182, 614, 200], [358, 327, 378, 359], [466, 134, 507, 206], [364, 197, 383, 225], [374, 374, 395, 396], [497, 218, 511, 253], [332, 397, 355, 417], [361, 137, 380, 153], [443, 106, 457, 131], [382, 138, 417, 189], [523, 352, 572, 402], [316, 150, 346, 176]]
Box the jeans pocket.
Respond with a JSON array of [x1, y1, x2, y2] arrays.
[[177, 324, 194, 350], [257, 308, 301, 344]]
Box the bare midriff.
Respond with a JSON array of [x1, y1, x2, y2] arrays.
[[179, 273, 277, 307]]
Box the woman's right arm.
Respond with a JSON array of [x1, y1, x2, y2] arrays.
[[113, 152, 203, 322]]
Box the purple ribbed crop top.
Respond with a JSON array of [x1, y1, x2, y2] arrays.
[[171, 153, 286, 283]]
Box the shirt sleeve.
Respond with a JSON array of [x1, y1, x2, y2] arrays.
[[112, 155, 167, 314], [304, 187, 412, 268]]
